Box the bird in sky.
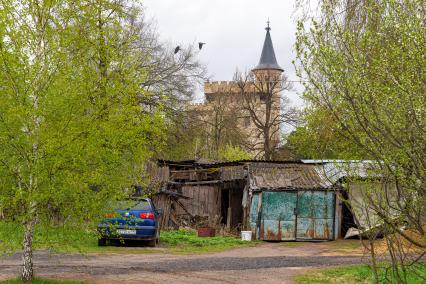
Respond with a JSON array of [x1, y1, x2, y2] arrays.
[[174, 46, 180, 54], [198, 42, 206, 50]]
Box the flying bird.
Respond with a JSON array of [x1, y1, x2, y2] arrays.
[[174, 46, 180, 54], [198, 42, 206, 50]]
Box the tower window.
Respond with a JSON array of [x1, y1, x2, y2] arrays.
[[244, 116, 251, 127]]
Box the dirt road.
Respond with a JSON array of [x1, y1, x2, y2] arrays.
[[0, 241, 365, 284]]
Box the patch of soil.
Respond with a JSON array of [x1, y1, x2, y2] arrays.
[[0, 241, 366, 283]]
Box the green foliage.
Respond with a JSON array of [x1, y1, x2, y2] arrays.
[[285, 109, 365, 159], [295, 0, 426, 163], [0, 221, 102, 254], [160, 93, 249, 161], [0, 222, 254, 254], [160, 229, 256, 253], [218, 144, 252, 161], [295, 1, 425, 282], [0, 1, 169, 274], [294, 263, 426, 284], [159, 113, 201, 161]]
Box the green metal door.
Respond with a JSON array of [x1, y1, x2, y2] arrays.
[[261, 191, 297, 240], [296, 191, 335, 240]]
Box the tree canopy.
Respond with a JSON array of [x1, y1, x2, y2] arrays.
[[0, 0, 204, 281], [295, 0, 425, 282]]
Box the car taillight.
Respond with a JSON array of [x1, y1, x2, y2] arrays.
[[140, 212, 155, 219], [105, 213, 115, 218]]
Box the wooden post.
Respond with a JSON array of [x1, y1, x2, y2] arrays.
[[255, 192, 263, 240], [227, 189, 232, 230]]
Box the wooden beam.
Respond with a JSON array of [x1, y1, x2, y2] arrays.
[[168, 180, 222, 185], [170, 168, 218, 173], [176, 199, 194, 218]]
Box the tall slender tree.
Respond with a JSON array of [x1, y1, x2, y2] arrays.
[[0, 0, 174, 281], [234, 70, 299, 160], [295, 0, 425, 282]]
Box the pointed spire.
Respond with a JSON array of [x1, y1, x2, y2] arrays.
[[253, 20, 283, 72]]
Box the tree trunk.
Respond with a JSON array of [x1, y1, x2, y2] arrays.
[[368, 238, 380, 284], [264, 128, 271, 160], [21, 220, 35, 282]]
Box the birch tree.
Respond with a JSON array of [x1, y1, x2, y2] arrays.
[[0, 0, 168, 281], [295, 0, 425, 282]]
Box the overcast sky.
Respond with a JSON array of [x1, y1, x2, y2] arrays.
[[143, 0, 304, 107]]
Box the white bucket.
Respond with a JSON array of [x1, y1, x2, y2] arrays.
[[241, 231, 252, 241]]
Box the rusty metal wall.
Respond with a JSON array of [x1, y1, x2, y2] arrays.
[[261, 191, 297, 241], [250, 190, 336, 241], [296, 191, 335, 240]]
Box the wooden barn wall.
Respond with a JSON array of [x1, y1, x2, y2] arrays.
[[151, 194, 173, 229], [176, 185, 221, 220]]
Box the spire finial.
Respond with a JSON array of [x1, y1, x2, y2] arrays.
[[266, 18, 271, 31]]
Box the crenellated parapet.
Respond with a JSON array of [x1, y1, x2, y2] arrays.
[[204, 81, 241, 94]]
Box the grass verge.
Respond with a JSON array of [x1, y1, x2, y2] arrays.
[[0, 222, 256, 255], [294, 263, 426, 284], [160, 230, 257, 254]]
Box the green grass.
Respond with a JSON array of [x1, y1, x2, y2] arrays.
[[0, 222, 255, 255], [160, 229, 257, 254], [294, 263, 426, 284], [2, 278, 84, 284], [0, 221, 106, 254]]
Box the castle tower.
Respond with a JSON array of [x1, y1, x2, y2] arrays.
[[193, 21, 285, 159], [251, 21, 283, 159], [252, 21, 283, 77]]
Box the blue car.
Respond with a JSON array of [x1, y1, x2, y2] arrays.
[[97, 198, 161, 247]]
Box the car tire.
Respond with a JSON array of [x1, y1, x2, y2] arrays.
[[147, 239, 157, 247], [98, 238, 107, 246]]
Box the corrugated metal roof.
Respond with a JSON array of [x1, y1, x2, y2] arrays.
[[158, 159, 303, 168], [311, 160, 379, 184], [249, 164, 332, 191], [158, 159, 379, 188]]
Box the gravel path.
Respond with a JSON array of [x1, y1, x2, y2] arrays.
[[0, 241, 366, 284]]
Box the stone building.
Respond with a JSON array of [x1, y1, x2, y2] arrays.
[[188, 23, 285, 159]]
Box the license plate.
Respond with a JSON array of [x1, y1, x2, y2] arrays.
[[117, 229, 136, 235]]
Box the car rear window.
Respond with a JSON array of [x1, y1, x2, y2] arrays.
[[114, 200, 151, 211]]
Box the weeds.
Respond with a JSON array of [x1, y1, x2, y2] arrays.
[[160, 230, 257, 253], [0, 222, 255, 254], [294, 263, 426, 284]]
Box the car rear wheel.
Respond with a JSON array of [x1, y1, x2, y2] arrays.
[[98, 238, 107, 246]]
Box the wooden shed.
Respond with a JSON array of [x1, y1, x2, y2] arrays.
[[247, 163, 340, 241], [154, 159, 248, 230], [154, 159, 379, 241]]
